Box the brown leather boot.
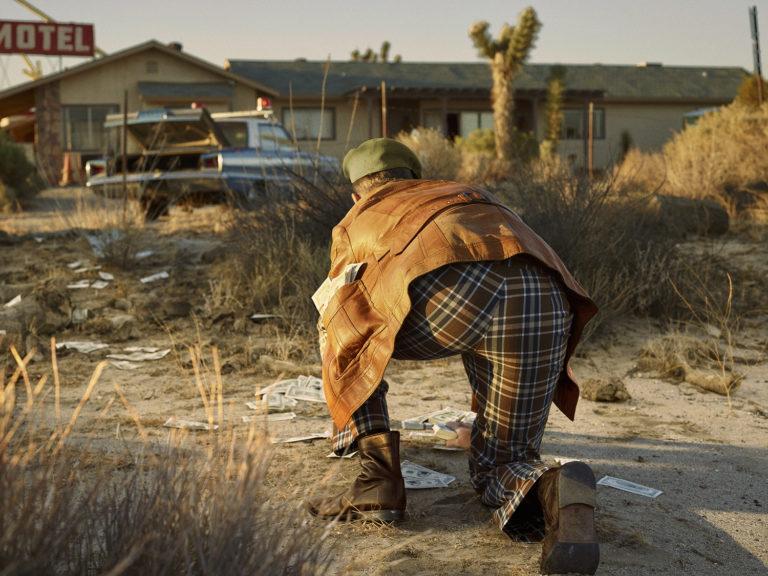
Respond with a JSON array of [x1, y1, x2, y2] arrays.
[[307, 431, 406, 523], [537, 461, 600, 574]]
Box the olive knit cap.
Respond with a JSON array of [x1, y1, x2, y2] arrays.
[[342, 138, 422, 183]]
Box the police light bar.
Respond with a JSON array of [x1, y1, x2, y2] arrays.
[[256, 97, 272, 111]]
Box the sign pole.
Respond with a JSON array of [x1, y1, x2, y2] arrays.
[[750, 6, 764, 105]]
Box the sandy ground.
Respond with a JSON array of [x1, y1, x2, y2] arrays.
[[1, 189, 766, 575]]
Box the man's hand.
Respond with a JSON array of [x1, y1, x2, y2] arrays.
[[444, 421, 472, 450]]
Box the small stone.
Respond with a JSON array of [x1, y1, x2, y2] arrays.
[[112, 298, 132, 311], [109, 314, 138, 341], [580, 377, 631, 402]]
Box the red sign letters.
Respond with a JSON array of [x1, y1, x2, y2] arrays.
[[0, 20, 95, 57]]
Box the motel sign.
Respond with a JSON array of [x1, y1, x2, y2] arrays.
[[0, 20, 95, 57]]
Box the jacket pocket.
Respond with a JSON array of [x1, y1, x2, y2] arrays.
[[323, 280, 385, 380]]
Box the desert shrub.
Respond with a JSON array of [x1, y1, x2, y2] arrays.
[[734, 74, 768, 109], [215, 174, 353, 340], [0, 354, 332, 576], [615, 103, 768, 211], [664, 103, 768, 201], [493, 162, 731, 334], [0, 132, 44, 208], [455, 128, 496, 155], [396, 128, 461, 180]]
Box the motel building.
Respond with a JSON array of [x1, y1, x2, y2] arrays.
[[0, 39, 746, 186]]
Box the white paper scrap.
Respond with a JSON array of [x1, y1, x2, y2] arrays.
[[284, 375, 325, 403], [56, 341, 109, 354], [163, 416, 218, 431], [67, 260, 83, 269], [90, 280, 110, 290], [99, 271, 115, 281], [271, 431, 331, 444], [4, 294, 21, 308], [67, 280, 91, 289], [242, 412, 296, 423], [597, 476, 662, 498], [401, 460, 456, 489], [140, 271, 169, 284], [135, 250, 153, 260], [250, 313, 279, 322], [109, 360, 142, 370], [327, 450, 358, 459], [123, 346, 161, 353], [106, 349, 170, 362]]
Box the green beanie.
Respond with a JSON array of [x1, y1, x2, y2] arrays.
[[342, 138, 422, 183]]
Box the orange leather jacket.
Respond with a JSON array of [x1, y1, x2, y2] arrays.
[[321, 179, 598, 429]]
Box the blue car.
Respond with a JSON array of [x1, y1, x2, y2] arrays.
[[86, 105, 340, 220]]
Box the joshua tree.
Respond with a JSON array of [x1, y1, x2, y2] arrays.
[[469, 8, 541, 163], [350, 41, 402, 63], [541, 65, 565, 159]]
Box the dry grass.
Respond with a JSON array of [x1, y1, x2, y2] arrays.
[[0, 341, 333, 575], [615, 103, 768, 215]]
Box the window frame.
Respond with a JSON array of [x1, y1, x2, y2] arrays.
[[561, 107, 606, 140], [61, 103, 120, 152], [281, 107, 336, 141]]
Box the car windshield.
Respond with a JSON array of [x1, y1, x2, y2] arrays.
[[259, 123, 294, 152], [216, 121, 249, 148]]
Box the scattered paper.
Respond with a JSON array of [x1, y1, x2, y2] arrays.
[[99, 271, 115, 281], [327, 451, 358, 459], [284, 375, 325, 403], [67, 280, 91, 289], [56, 341, 109, 354], [401, 460, 456, 489], [140, 271, 169, 284], [72, 308, 89, 323], [242, 412, 296, 423], [4, 294, 21, 308], [124, 346, 161, 353], [67, 260, 83, 269], [135, 250, 153, 260], [311, 262, 365, 316], [433, 446, 464, 452], [110, 360, 142, 370], [402, 407, 476, 428], [90, 280, 110, 290], [163, 416, 218, 431], [107, 349, 170, 362], [272, 431, 331, 444], [34, 236, 43, 243], [597, 475, 662, 498], [256, 379, 296, 397], [250, 313, 279, 322], [246, 395, 297, 413], [74, 266, 101, 274], [432, 423, 458, 440]]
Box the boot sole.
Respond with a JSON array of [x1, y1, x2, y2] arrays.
[[541, 462, 599, 575]]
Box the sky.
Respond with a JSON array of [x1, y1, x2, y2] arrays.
[[0, 0, 765, 88]]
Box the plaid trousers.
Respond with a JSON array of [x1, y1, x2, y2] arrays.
[[330, 256, 573, 531]]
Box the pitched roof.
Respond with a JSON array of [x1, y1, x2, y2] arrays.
[[0, 40, 278, 102], [226, 60, 746, 103], [138, 81, 234, 100]]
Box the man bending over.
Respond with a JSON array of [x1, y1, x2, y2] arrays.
[[308, 138, 600, 575]]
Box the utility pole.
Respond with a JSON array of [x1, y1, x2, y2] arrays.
[[121, 90, 128, 224], [750, 6, 764, 105], [380, 80, 388, 138], [587, 101, 594, 179]]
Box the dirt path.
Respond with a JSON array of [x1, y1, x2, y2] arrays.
[[1, 189, 766, 575]]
